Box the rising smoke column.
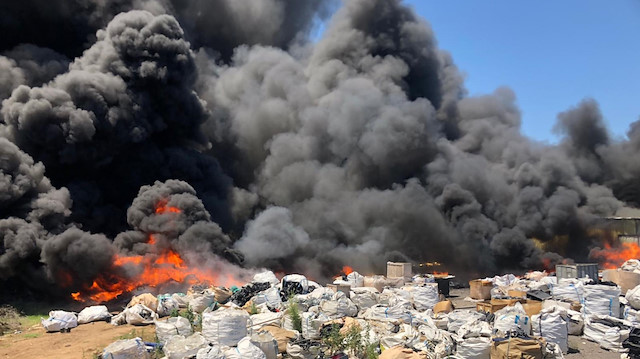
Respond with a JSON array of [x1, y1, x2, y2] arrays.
[[0, 0, 634, 295]]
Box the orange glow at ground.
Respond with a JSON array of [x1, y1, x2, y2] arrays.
[[72, 234, 244, 303], [70, 200, 244, 303], [432, 271, 449, 277], [591, 242, 640, 269]]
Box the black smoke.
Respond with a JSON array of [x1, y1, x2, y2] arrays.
[[0, 0, 635, 296]]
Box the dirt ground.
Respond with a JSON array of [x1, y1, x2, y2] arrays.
[[0, 321, 154, 359]]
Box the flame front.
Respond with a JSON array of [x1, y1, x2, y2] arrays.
[[342, 266, 354, 275], [71, 200, 243, 303], [591, 242, 640, 269]]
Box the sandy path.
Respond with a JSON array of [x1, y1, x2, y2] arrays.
[[0, 321, 154, 359]]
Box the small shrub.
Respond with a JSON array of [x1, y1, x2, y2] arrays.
[[288, 300, 302, 333]]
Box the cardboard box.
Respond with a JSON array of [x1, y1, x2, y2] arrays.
[[433, 300, 453, 315], [602, 269, 640, 294], [469, 279, 493, 300], [476, 298, 525, 313], [387, 262, 412, 279], [522, 300, 543, 317]]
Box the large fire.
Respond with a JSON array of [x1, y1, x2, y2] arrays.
[[591, 242, 640, 269], [70, 200, 242, 303]]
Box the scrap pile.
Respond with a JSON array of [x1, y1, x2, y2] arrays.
[[38, 260, 640, 358]]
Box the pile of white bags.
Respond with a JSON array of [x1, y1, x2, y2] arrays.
[[202, 307, 249, 346], [532, 306, 569, 353], [42, 310, 78, 332], [101, 337, 146, 359], [163, 333, 208, 359], [582, 284, 620, 317], [155, 317, 193, 345], [77, 305, 111, 324]]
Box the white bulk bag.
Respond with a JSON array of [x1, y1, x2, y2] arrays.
[[456, 336, 491, 359], [224, 337, 267, 359], [157, 295, 180, 317], [189, 291, 216, 313], [551, 279, 583, 302], [123, 304, 157, 325], [252, 287, 282, 309], [78, 305, 111, 324], [101, 337, 146, 359], [249, 312, 283, 331], [362, 304, 413, 324], [567, 309, 584, 335], [281, 274, 309, 291], [163, 333, 208, 359], [253, 270, 279, 285], [155, 317, 193, 345], [202, 307, 249, 346], [456, 319, 492, 339], [347, 271, 365, 287], [447, 310, 483, 333], [301, 310, 330, 340], [582, 285, 621, 317], [583, 315, 630, 352], [171, 293, 189, 308], [532, 306, 569, 353], [351, 287, 378, 309], [379, 324, 420, 349], [319, 297, 358, 319], [42, 310, 78, 332], [410, 284, 439, 311], [196, 345, 225, 359], [493, 303, 531, 336], [626, 284, 640, 310], [250, 331, 278, 359]]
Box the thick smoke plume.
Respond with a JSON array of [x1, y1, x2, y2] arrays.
[[0, 0, 636, 297]]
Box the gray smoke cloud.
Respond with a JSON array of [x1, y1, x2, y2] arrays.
[[0, 0, 635, 297]]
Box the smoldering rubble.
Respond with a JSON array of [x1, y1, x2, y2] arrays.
[[0, 0, 636, 295]]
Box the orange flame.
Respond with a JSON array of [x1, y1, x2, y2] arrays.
[[342, 266, 354, 275], [72, 234, 243, 302], [432, 271, 449, 277], [70, 200, 244, 303], [155, 199, 181, 214], [591, 242, 640, 269]]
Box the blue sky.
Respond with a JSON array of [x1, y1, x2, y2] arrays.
[[403, 0, 640, 142]]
